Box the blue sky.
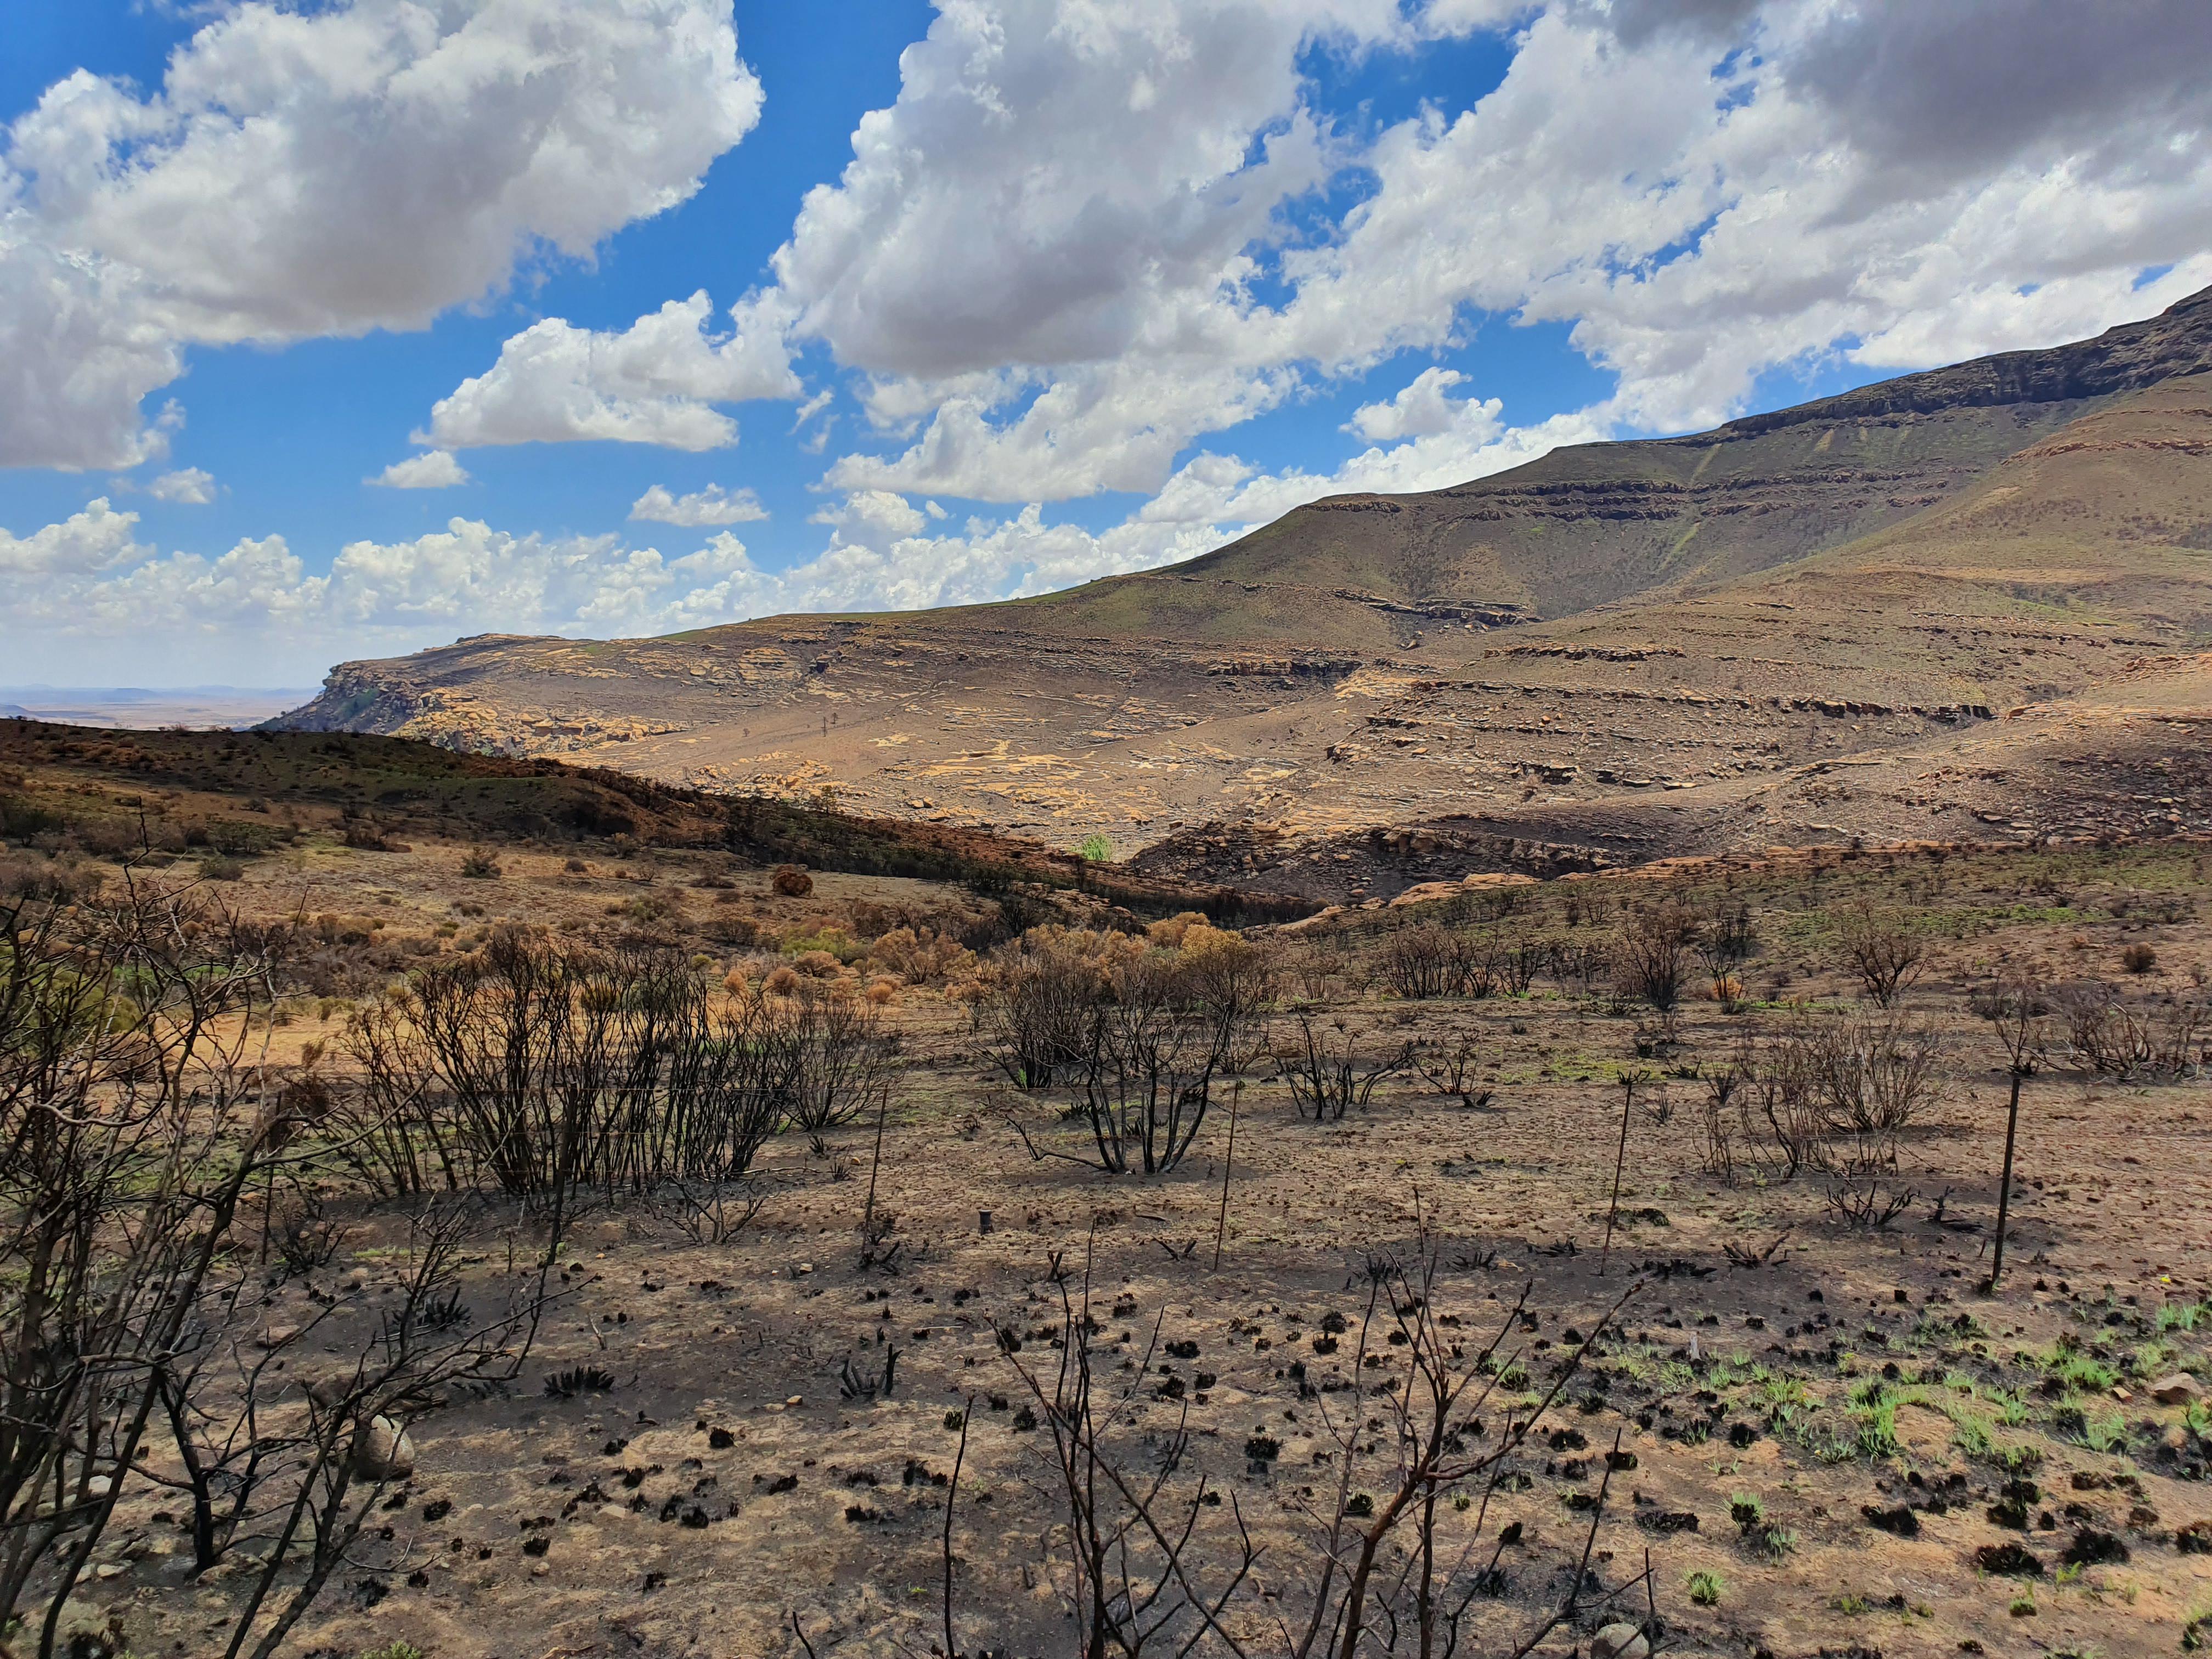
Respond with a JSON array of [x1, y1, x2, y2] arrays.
[[2, 0, 2207, 686]]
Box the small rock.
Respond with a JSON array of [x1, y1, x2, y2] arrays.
[[85, 1475, 113, 1499], [2149, 1373, 2203, 1406], [785, 1396, 803, 1409], [352, 1416, 416, 1481], [1592, 1623, 1650, 1659]]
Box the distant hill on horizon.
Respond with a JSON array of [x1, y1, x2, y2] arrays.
[[10, 687, 323, 732]]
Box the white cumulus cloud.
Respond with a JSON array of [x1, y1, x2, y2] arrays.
[[0, 497, 146, 575], [370, 450, 471, 490], [0, 0, 765, 470], [422, 291, 799, 451], [146, 466, 217, 504], [0, 495, 1216, 681], [1347, 368, 1473, 441], [630, 483, 769, 526]]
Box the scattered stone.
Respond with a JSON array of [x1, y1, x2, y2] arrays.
[[1591, 1623, 1650, 1659], [352, 1416, 416, 1481], [2149, 1373, 2203, 1405]]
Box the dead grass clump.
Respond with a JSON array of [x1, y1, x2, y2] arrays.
[[707, 911, 764, 947], [1144, 909, 1211, 948], [1698, 1019, 1939, 1182], [2055, 981, 2156, 1075], [1616, 900, 1696, 1013], [783, 984, 897, 1133], [979, 930, 1130, 1089], [866, 926, 975, 986], [1379, 923, 1460, 1000], [1277, 1013, 1413, 1121], [331, 931, 799, 1194], [1839, 904, 1927, 1007], [0, 853, 101, 903], [1069, 953, 1234, 1174]]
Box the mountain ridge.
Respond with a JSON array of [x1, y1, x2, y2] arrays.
[[276, 286, 2212, 896]]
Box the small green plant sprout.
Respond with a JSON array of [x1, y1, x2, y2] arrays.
[[2157, 1299, 2205, 1333], [2076, 1409, 2130, 1454], [2183, 1599, 2211, 1652], [2008, 1592, 2038, 1618], [2051, 1352, 2117, 1393], [1832, 1593, 1870, 1616], [1729, 1493, 1764, 1533], [358, 1644, 428, 1659], [1076, 833, 1113, 862], [1687, 1570, 1723, 1606]]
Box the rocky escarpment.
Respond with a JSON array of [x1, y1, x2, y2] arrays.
[[1719, 283, 2212, 436], [270, 287, 2212, 898]]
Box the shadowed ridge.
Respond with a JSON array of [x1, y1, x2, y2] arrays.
[[1713, 280, 2212, 437]]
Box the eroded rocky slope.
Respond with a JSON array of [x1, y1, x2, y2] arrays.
[[278, 289, 2212, 896]]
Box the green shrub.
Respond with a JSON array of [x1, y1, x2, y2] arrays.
[[1076, 833, 1113, 862]]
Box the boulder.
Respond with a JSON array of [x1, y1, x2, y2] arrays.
[[1592, 1623, 1650, 1659], [2149, 1372, 2203, 1406], [352, 1416, 416, 1481]]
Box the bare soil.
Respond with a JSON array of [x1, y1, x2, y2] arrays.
[[29, 816, 2209, 1659]]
